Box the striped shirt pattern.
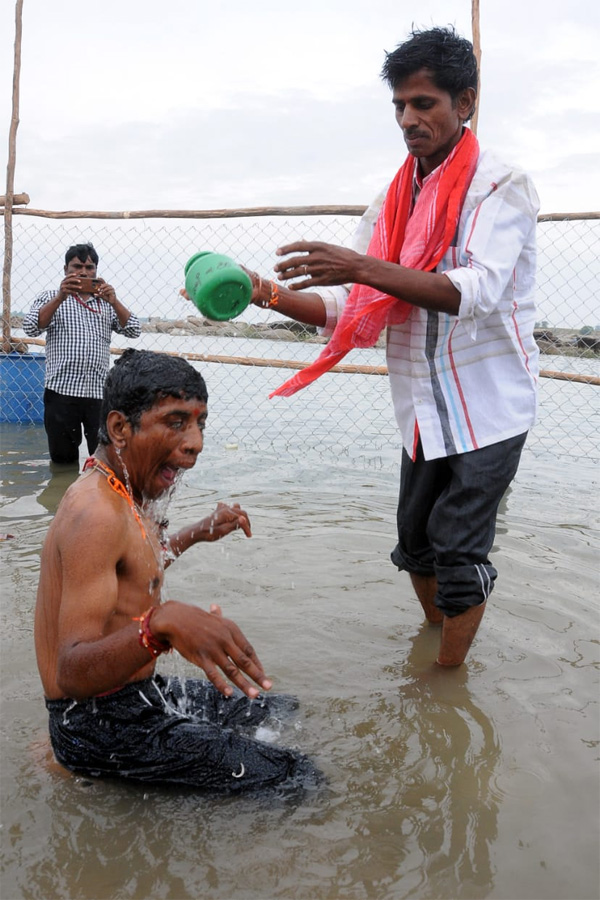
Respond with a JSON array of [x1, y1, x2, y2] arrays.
[[22, 291, 141, 398], [318, 149, 540, 461]]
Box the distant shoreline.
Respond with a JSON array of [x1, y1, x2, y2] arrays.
[[8, 316, 599, 356]]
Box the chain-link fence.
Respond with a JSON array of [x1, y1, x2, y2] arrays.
[[1, 208, 599, 463]]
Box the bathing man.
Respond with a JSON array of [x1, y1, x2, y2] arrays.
[[245, 26, 539, 666], [34, 348, 316, 791]]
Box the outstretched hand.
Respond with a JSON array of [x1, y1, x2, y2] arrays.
[[154, 600, 272, 698], [197, 502, 252, 541], [274, 240, 364, 290], [165, 502, 252, 565]]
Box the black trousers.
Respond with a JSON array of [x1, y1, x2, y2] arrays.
[[391, 433, 528, 617], [43, 389, 102, 464]]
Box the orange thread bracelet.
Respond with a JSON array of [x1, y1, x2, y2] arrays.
[[134, 606, 171, 658], [256, 275, 279, 309], [268, 281, 279, 308]]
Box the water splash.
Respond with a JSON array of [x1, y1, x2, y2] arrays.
[[114, 447, 132, 496], [254, 725, 280, 744]]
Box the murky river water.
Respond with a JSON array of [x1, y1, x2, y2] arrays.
[[0, 373, 598, 899]]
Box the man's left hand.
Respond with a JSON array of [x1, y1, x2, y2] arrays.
[[200, 502, 252, 541], [274, 240, 364, 290], [94, 278, 118, 307]]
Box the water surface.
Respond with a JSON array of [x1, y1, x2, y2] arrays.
[[0, 393, 598, 899]]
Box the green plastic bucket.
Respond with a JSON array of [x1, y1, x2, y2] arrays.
[[184, 252, 252, 321]]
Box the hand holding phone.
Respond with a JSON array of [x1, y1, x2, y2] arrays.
[[77, 277, 101, 294]]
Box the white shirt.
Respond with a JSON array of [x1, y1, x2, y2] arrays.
[[318, 150, 540, 461]]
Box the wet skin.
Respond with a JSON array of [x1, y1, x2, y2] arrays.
[[113, 396, 208, 503], [34, 395, 268, 702]]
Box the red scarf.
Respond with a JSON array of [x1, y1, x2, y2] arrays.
[[270, 128, 480, 398]]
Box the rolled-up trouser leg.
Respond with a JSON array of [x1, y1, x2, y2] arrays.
[[392, 433, 527, 617]]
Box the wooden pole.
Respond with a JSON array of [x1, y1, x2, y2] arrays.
[[0, 192, 29, 206], [2, 0, 24, 346], [3, 207, 597, 222], [471, 0, 481, 136], [18, 338, 600, 386], [3, 203, 369, 220]]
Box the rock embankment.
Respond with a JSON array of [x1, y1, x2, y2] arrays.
[[6, 316, 597, 355], [141, 316, 329, 344], [143, 321, 600, 354], [534, 328, 600, 355]]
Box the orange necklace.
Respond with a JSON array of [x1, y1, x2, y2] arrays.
[[83, 456, 147, 539]]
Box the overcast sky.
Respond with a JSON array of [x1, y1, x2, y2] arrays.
[[1, 0, 599, 214]]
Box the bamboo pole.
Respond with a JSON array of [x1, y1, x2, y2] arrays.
[[471, 0, 481, 136], [538, 369, 600, 386], [3, 204, 369, 220], [2, 0, 23, 345], [537, 211, 600, 223], [19, 338, 600, 385], [2, 208, 598, 222]]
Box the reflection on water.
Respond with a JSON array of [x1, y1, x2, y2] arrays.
[[1, 421, 598, 900], [36, 463, 80, 515], [321, 629, 501, 899]]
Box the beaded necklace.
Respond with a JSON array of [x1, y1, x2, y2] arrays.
[[73, 293, 100, 313], [83, 457, 171, 662], [83, 456, 147, 539]]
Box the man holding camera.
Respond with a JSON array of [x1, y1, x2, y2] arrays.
[[23, 242, 141, 464]]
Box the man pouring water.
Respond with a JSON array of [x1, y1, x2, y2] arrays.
[[245, 26, 540, 667]]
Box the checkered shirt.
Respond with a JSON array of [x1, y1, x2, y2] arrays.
[[22, 291, 142, 398]]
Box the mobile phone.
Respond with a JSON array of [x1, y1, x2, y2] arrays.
[[77, 277, 101, 294]]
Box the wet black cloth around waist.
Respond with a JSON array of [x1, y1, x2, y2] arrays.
[[45, 674, 322, 793]]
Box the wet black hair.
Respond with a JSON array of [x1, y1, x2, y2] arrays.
[[380, 26, 478, 120], [65, 242, 99, 266], [97, 349, 208, 444]]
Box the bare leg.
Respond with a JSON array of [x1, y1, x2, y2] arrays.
[[436, 601, 487, 667], [410, 573, 443, 625]]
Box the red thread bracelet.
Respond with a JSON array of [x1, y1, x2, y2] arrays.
[[134, 606, 171, 658]]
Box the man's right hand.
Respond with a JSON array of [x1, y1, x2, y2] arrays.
[[36, 274, 87, 328], [57, 273, 87, 302], [151, 600, 273, 699]]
